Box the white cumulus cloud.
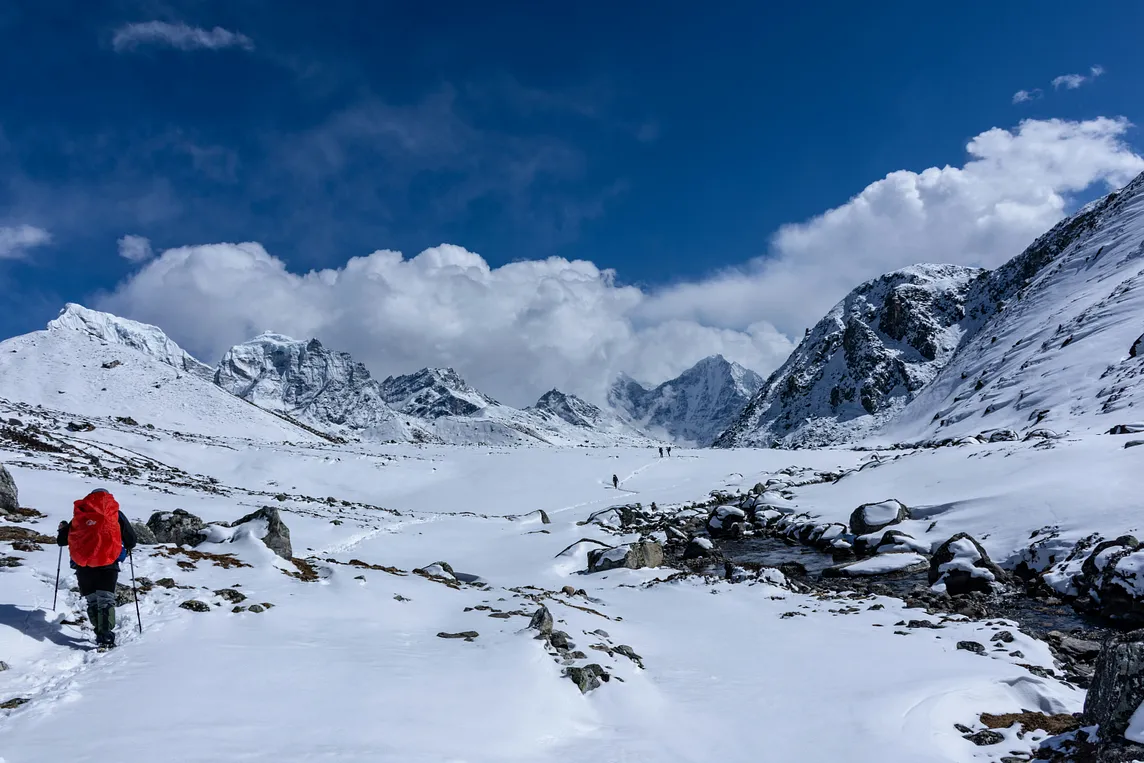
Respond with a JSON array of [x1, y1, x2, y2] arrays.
[[112, 22, 254, 53], [638, 118, 1144, 339], [117, 235, 154, 263], [96, 118, 1144, 407], [0, 225, 51, 259], [98, 243, 794, 407]]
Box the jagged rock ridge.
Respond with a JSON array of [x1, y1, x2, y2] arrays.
[[715, 265, 980, 448]]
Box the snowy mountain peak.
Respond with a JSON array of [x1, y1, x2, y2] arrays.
[[531, 389, 605, 428], [47, 303, 213, 379], [715, 263, 982, 448], [608, 355, 764, 446], [215, 333, 412, 440], [379, 367, 496, 418]]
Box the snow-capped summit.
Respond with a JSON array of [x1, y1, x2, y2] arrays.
[[48, 303, 213, 379], [608, 355, 764, 446], [214, 332, 414, 441], [379, 367, 496, 418], [715, 264, 981, 448]]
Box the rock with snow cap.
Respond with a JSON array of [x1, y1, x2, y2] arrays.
[[929, 533, 1005, 595], [229, 506, 293, 560], [586, 541, 664, 573], [848, 499, 910, 536]]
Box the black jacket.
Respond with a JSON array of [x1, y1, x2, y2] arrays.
[[58, 511, 138, 570]]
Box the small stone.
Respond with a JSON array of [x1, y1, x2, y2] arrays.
[[248, 604, 265, 613], [260, 602, 274, 609], [529, 605, 554, 635], [437, 631, 479, 640], [155, 578, 178, 589], [561, 585, 577, 596], [963, 729, 1004, 746], [232, 606, 246, 613], [957, 641, 986, 655], [549, 630, 573, 650], [590, 629, 610, 638], [953, 723, 972, 734], [1009, 651, 1024, 658], [907, 620, 943, 629], [354, 575, 366, 581], [393, 594, 410, 602], [0, 697, 30, 710], [179, 600, 211, 613], [0, 661, 8, 672], [991, 630, 1015, 643], [214, 588, 247, 604]]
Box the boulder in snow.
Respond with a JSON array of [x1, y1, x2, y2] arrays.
[[230, 507, 292, 560], [564, 663, 608, 693], [147, 509, 207, 547], [131, 521, 157, 546], [683, 536, 715, 560], [848, 499, 909, 536], [707, 505, 747, 536], [586, 541, 664, 573], [528, 605, 553, 636], [928, 533, 1005, 595], [1131, 333, 1142, 358], [1085, 630, 1144, 743], [0, 463, 18, 515]]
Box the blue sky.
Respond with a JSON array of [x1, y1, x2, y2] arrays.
[[2, 1, 1143, 402]]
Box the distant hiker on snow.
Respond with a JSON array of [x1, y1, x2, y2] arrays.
[[658, 447, 663, 457], [667, 446, 672, 456], [57, 489, 137, 648], [612, 474, 619, 489]]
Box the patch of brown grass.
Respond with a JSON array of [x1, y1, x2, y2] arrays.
[[980, 711, 1081, 735], [154, 546, 252, 569], [285, 557, 320, 582], [0, 526, 54, 544], [346, 558, 407, 575], [3, 506, 47, 521]]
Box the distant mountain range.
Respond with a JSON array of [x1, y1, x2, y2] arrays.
[[11, 304, 742, 447]]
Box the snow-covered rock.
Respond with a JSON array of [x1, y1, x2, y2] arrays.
[[848, 499, 909, 536], [823, 552, 929, 578], [48, 304, 213, 380], [527, 389, 647, 440], [929, 534, 1004, 595], [608, 355, 763, 446], [586, 541, 664, 572], [715, 265, 980, 448]]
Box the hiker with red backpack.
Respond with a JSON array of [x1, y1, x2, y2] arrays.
[[57, 489, 137, 648]]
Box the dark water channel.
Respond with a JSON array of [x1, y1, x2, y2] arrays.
[[718, 536, 1119, 642]]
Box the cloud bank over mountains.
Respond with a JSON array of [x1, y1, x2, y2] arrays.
[[98, 117, 1144, 407]]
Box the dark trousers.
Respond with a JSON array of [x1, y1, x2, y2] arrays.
[[75, 566, 119, 597]]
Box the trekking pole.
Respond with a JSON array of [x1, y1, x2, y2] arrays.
[[129, 549, 143, 634], [52, 545, 62, 611]]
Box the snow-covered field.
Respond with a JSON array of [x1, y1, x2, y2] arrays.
[[4, 410, 1127, 762]]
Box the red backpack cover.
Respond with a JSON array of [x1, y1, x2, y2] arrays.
[[69, 491, 122, 567]]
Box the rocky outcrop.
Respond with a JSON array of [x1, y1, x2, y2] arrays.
[[929, 534, 1004, 595], [848, 499, 909, 536], [230, 507, 292, 559], [131, 522, 157, 545], [715, 265, 980, 448], [379, 367, 494, 418], [0, 464, 18, 515], [1132, 333, 1142, 358], [609, 355, 764, 446], [586, 541, 664, 573], [564, 663, 609, 693], [1085, 632, 1144, 744], [215, 333, 412, 440], [147, 509, 206, 547]]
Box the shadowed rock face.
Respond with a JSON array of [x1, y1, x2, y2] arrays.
[[0, 464, 18, 514], [716, 264, 980, 448], [379, 368, 494, 419], [1086, 631, 1144, 742]]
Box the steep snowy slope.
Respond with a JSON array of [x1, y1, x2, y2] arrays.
[[608, 355, 764, 446], [881, 172, 1144, 442], [0, 324, 318, 441], [48, 303, 213, 379], [716, 265, 981, 448], [215, 333, 420, 442]]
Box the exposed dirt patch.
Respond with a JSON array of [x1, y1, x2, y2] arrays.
[[153, 546, 252, 569], [285, 557, 320, 582], [0, 526, 55, 544], [981, 711, 1081, 735]]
